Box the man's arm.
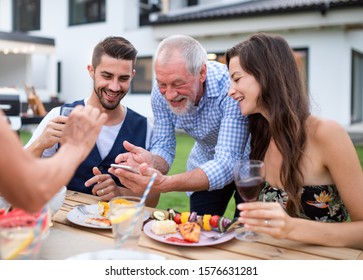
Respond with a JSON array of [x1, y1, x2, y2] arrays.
[[25, 108, 68, 157]]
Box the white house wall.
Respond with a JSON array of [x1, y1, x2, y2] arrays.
[[0, 0, 362, 126], [28, 0, 156, 119], [0, 0, 12, 32]]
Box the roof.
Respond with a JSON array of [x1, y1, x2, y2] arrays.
[[149, 0, 363, 25], [0, 31, 54, 46], [0, 31, 55, 54]]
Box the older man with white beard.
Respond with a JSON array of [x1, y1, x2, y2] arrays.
[[111, 35, 250, 217]]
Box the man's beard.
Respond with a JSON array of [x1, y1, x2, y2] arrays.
[[95, 87, 123, 110], [167, 97, 196, 116]]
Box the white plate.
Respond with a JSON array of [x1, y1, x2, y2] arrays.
[[67, 249, 165, 260], [66, 204, 150, 229], [143, 220, 236, 247]]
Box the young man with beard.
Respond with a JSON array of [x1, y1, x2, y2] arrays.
[[111, 35, 250, 217], [25, 36, 158, 207]]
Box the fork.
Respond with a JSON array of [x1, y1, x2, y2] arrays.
[[76, 205, 90, 215], [208, 231, 226, 240], [208, 224, 244, 240]]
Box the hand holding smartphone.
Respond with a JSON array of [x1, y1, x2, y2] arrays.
[[110, 164, 139, 174], [60, 107, 74, 117]]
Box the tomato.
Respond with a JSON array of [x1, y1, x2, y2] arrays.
[[209, 215, 220, 228], [173, 213, 182, 224]]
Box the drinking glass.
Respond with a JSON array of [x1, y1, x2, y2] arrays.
[[109, 196, 144, 250], [234, 159, 265, 241], [0, 207, 50, 260]]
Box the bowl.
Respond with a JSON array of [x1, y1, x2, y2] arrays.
[[47, 186, 67, 218]]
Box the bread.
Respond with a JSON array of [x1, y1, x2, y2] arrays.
[[151, 220, 177, 235]]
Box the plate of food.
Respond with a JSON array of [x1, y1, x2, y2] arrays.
[[143, 210, 239, 247], [66, 203, 150, 229]]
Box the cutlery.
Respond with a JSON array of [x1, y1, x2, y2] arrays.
[[76, 205, 90, 215], [205, 224, 243, 240], [208, 232, 227, 240]]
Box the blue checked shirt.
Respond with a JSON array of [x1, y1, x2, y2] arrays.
[[149, 61, 250, 191]]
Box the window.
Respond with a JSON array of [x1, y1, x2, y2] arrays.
[[13, 0, 41, 32], [139, 0, 161, 26], [208, 48, 308, 89], [293, 48, 308, 91], [351, 50, 363, 124], [69, 0, 105, 26], [131, 57, 153, 94]]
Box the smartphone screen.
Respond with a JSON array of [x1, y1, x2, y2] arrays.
[[110, 164, 139, 174]]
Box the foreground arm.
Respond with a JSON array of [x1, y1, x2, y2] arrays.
[[0, 106, 107, 212]]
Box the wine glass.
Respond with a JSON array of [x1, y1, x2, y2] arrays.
[[233, 159, 265, 241]]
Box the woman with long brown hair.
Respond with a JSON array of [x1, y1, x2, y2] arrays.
[[226, 32, 363, 249]]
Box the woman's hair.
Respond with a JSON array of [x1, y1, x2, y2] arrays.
[[92, 36, 138, 69], [155, 34, 208, 76], [226, 33, 310, 216]]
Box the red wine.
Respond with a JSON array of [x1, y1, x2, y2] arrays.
[[236, 176, 265, 202]]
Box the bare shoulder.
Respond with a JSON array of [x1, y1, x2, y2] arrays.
[[308, 116, 350, 147]]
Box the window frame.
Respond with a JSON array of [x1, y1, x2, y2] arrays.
[[208, 48, 309, 90], [293, 47, 309, 92], [131, 56, 153, 94], [351, 49, 363, 124], [69, 0, 106, 26], [12, 0, 41, 32]]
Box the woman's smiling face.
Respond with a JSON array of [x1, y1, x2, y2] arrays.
[[228, 56, 262, 116]]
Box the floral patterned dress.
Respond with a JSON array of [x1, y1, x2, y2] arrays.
[[258, 182, 349, 222]]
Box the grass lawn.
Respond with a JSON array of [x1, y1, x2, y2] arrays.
[[155, 132, 236, 219], [355, 146, 363, 167], [20, 129, 363, 220]]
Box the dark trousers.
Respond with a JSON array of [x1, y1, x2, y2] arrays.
[[190, 181, 243, 218]]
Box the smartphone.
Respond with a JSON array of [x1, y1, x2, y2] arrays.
[[110, 164, 139, 174], [60, 107, 74, 117]]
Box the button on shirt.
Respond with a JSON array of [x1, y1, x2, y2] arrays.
[[149, 61, 250, 192]]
